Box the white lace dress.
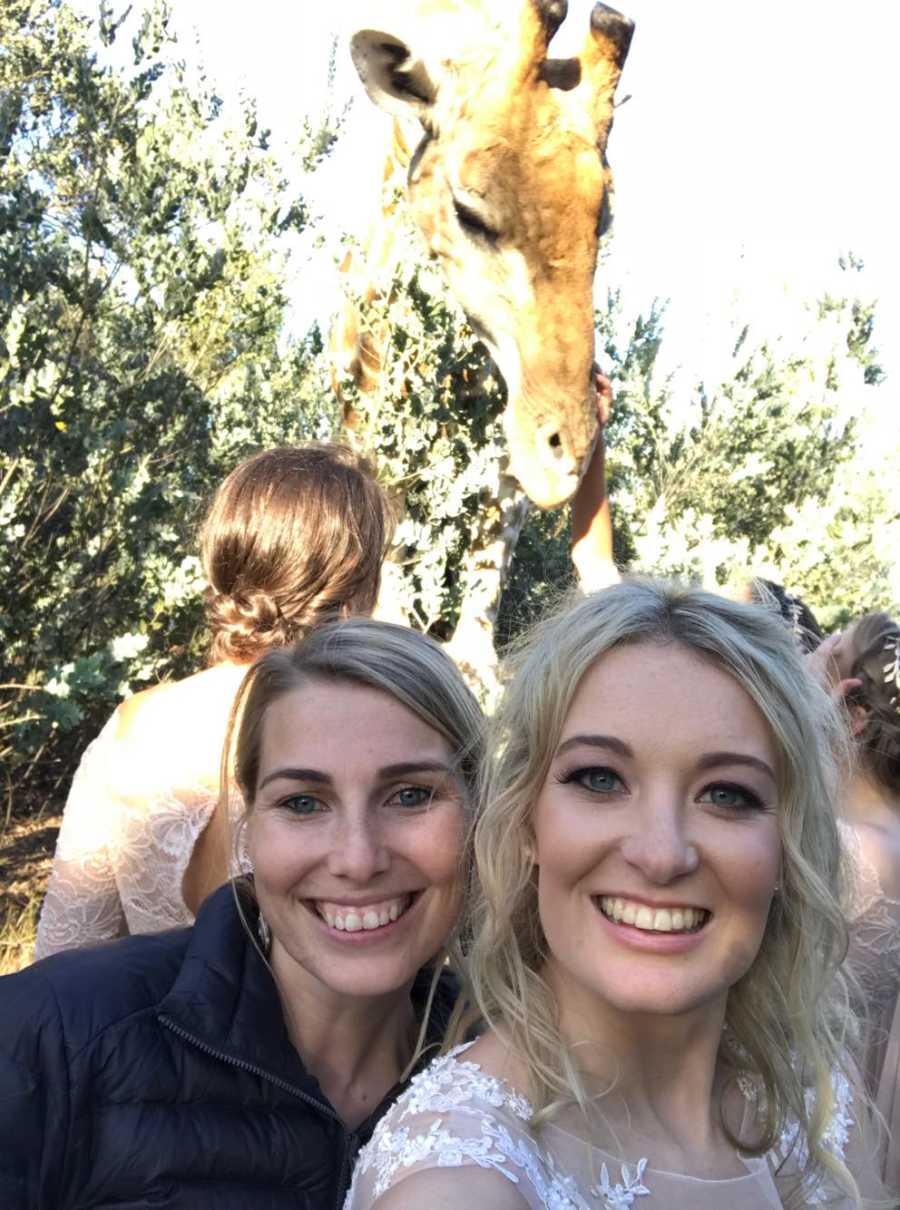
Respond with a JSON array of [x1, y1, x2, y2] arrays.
[[34, 712, 247, 959], [345, 1045, 864, 1210]]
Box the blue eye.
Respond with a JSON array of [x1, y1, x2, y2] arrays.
[[282, 794, 324, 816], [699, 783, 764, 812], [562, 767, 623, 794], [390, 785, 433, 809]]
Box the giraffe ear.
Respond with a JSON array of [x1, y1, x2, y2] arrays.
[[350, 30, 438, 120]]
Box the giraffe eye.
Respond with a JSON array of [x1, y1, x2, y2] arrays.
[[453, 199, 499, 245], [596, 192, 612, 238]]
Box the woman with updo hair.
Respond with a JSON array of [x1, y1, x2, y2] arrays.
[[35, 443, 392, 958], [824, 610, 900, 1192]]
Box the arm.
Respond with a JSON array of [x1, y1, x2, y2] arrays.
[[0, 967, 69, 1207], [34, 716, 126, 959]]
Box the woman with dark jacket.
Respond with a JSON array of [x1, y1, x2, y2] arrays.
[[0, 619, 483, 1209]]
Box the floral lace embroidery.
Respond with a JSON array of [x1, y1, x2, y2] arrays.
[[348, 1046, 648, 1209], [348, 1047, 855, 1209], [591, 1159, 650, 1208], [34, 715, 250, 959], [739, 1061, 853, 1206]]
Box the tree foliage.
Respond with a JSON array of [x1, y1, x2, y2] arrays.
[[599, 268, 898, 621], [0, 0, 337, 799], [3, 0, 895, 813]]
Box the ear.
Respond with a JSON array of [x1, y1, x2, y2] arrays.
[[350, 29, 437, 121], [847, 701, 870, 739]]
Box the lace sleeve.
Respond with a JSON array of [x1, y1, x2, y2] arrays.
[[33, 715, 126, 960], [346, 1048, 596, 1210]]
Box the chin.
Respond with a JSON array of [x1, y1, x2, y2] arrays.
[[600, 978, 728, 1020]]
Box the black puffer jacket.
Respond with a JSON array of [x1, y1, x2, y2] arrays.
[[0, 883, 456, 1210]]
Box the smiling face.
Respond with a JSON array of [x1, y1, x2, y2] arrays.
[[246, 679, 465, 1003], [533, 641, 782, 1022]]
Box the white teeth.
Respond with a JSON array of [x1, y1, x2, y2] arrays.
[[599, 896, 707, 934], [317, 896, 410, 933]]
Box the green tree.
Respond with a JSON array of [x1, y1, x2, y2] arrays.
[[596, 266, 898, 621], [0, 0, 337, 802]]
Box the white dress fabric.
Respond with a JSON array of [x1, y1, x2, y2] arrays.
[[34, 713, 247, 959], [843, 826, 900, 1192], [345, 1044, 862, 1210]]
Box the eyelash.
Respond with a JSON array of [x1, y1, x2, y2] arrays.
[[697, 782, 766, 813], [558, 766, 625, 795], [557, 767, 768, 814]]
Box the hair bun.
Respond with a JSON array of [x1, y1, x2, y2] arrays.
[[849, 613, 900, 796], [205, 589, 294, 663]]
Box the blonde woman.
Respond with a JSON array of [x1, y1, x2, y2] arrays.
[[2, 620, 483, 1207], [348, 582, 886, 1208]]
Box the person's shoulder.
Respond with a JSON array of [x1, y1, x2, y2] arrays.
[[110, 664, 246, 789], [401, 1039, 533, 1122], [113, 668, 223, 742], [2, 928, 190, 1045], [371, 1166, 532, 1210], [349, 1042, 540, 1210], [850, 819, 900, 901]]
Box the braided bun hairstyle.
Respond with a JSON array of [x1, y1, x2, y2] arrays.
[[845, 611, 900, 796], [200, 444, 392, 665]]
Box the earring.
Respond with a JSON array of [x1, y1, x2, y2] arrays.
[[257, 911, 271, 952]]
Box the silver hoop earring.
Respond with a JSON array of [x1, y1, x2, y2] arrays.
[[257, 911, 271, 952]]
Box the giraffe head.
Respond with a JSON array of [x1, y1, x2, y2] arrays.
[[350, 0, 633, 508]]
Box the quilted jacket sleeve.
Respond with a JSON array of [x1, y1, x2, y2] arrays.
[[0, 963, 70, 1208]]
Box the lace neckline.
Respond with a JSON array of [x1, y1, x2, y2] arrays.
[[442, 1043, 767, 1186]]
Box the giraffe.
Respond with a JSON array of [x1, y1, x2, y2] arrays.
[[332, 0, 632, 690]]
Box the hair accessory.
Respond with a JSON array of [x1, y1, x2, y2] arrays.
[[784, 592, 803, 640], [883, 633, 900, 715]]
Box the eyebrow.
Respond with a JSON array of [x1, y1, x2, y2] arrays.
[[257, 767, 330, 792], [694, 751, 777, 783], [553, 736, 776, 783], [256, 760, 453, 793], [554, 734, 634, 760]]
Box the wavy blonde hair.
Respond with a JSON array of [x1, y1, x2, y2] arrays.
[[467, 580, 860, 1199]]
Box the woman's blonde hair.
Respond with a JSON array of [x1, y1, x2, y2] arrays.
[[468, 580, 858, 1195]]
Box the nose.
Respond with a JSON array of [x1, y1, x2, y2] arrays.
[[326, 812, 390, 883], [619, 797, 699, 885]]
